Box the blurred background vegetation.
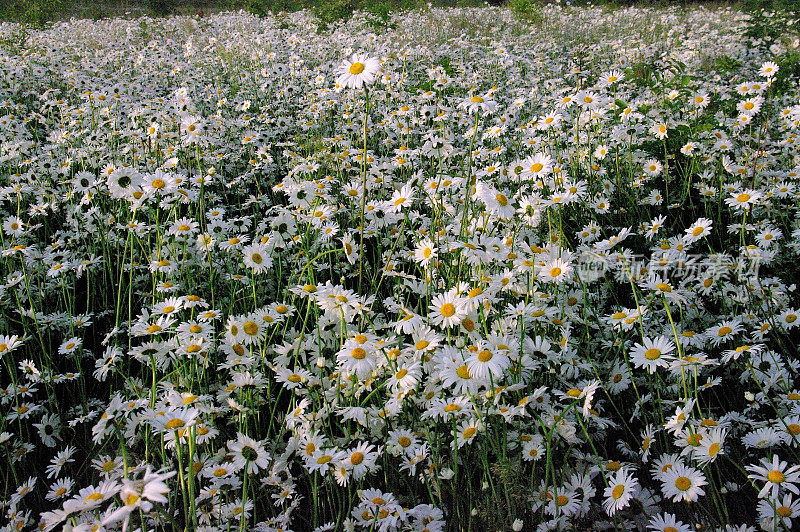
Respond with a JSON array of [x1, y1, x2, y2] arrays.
[[0, 0, 796, 28]]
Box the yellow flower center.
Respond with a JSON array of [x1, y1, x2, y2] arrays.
[[645, 348, 661, 360], [674, 476, 692, 491], [612, 485, 625, 500], [441, 303, 456, 317], [351, 347, 367, 360], [768, 470, 786, 484], [165, 418, 185, 430], [468, 287, 483, 298], [349, 62, 365, 75], [350, 452, 364, 465]]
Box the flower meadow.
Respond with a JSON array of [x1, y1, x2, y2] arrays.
[[1, 3, 800, 531]]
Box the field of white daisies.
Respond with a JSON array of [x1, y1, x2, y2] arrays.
[[1, 2, 800, 530]]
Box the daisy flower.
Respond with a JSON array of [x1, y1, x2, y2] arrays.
[[458, 92, 497, 114], [413, 238, 437, 268], [336, 54, 380, 89], [630, 336, 675, 373], [758, 494, 800, 529], [648, 513, 692, 532], [660, 461, 706, 502], [539, 256, 572, 284], [747, 455, 800, 499], [759, 61, 779, 78], [228, 433, 270, 474], [683, 218, 712, 243], [342, 442, 378, 480], [725, 189, 762, 210], [242, 243, 272, 273], [466, 346, 510, 380], [429, 291, 466, 328], [519, 152, 553, 180], [603, 468, 639, 515]]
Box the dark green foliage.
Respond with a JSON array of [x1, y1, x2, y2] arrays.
[[311, 0, 358, 29], [146, 0, 174, 16], [243, 0, 306, 17], [508, 0, 544, 23], [363, 1, 396, 29], [740, 0, 800, 12], [0, 0, 65, 26], [769, 49, 800, 97], [2, 0, 798, 26]]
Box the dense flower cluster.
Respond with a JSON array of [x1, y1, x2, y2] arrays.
[[1, 4, 800, 531]]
